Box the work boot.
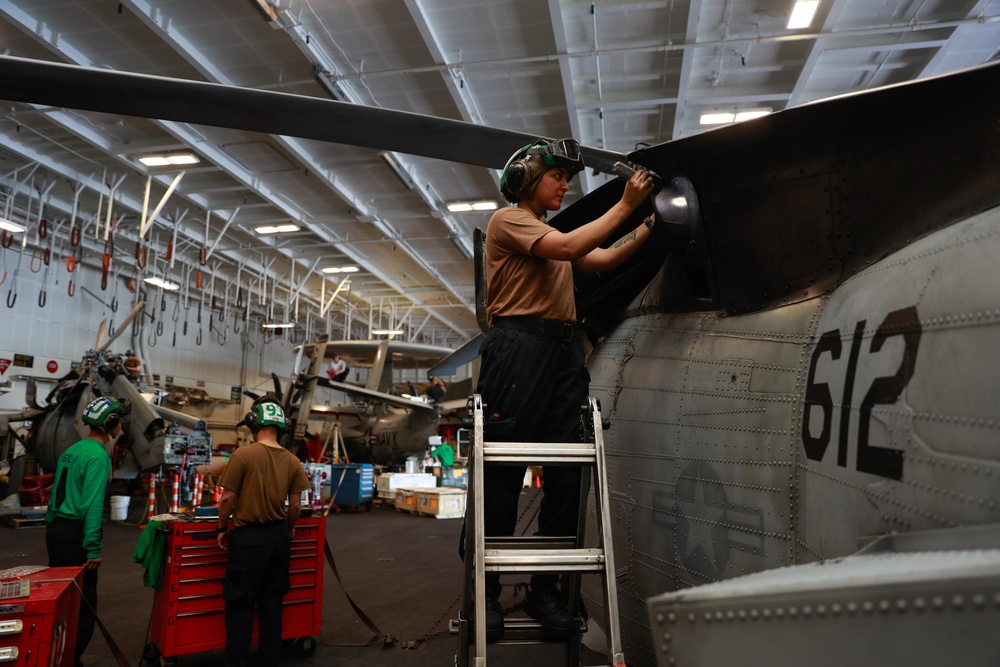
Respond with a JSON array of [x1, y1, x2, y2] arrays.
[[485, 595, 504, 642], [524, 586, 576, 638]]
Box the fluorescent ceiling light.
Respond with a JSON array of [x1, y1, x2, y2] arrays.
[[735, 109, 772, 122], [139, 153, 200, 167], [322, 266, 359, 274], [262, 323, 294, 329], [0, 219, 25, 233], [371, 329, 404, 336], [447, 200, 498, 213], [700, 112, 735, 125], [255, 224, 300, 234], [144, 276, 180, 291], [787, 0, 819, 30]]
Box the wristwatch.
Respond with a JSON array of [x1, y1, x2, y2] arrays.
[[216, 524, 229, 533], [643, 215, 655, 230]]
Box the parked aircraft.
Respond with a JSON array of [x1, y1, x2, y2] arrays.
[[1, 55, 999, 665], [288, 339, 466, 464]]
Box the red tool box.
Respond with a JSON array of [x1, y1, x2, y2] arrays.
[[147, 516, 324, 661], [0, 566, 83, 667]]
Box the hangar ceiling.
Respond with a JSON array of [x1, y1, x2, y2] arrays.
[[0, 0, 996, 347]]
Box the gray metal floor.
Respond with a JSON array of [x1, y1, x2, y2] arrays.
[[0, 488, 605, 666]]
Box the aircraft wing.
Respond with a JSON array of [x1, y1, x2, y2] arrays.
[[427, 335, 483, 378], [297, 339, 456, 370], [315, 377, 437, 413]]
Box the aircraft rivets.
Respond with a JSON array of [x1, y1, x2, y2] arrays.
[[688, 613, 696, 623], [972, 594, 986, 609], [830, 603, 841, 616], [952, 595, 965, 610], [663, 632, 671, 641], [932, 596, 945, 610], [895, 599, 908, 613], [861, 601, 874, 615], [704, 612, 713, 623], [802, 605, 812, 617], [774, 607, 785, 619], [726, 611, 735, 621], [914, 598, 926, 611], [878, 600, 892, 614], [846, 602, 858, 615], [816, 604, 828, 617], [656, 613, 665, 623], [667, 612, 676, 623]]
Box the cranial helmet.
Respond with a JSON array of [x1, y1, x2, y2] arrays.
[[82, 396, 130, 431], [500, 138, 585, 204], [242, 395, 287, 433]]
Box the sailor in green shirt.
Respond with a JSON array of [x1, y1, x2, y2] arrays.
[[430, 441, 455, 467], [45, 396, 129, 667]]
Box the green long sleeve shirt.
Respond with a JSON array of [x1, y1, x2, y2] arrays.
[[431, 444, 455, 467], [45, 438, 111, 559]]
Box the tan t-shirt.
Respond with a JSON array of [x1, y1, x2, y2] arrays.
[[486, 207, 579, 324], [218, 442, 311, 527]]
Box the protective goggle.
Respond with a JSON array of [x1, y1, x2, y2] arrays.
[[525, 138, 585, 175]]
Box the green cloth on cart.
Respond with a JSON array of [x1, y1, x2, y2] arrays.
[[133, 520, 168, 590]]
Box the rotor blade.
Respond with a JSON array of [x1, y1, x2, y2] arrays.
[[99, 300, 144, 352], [0, 55, 625, 174], [94, 319, 108, 350]]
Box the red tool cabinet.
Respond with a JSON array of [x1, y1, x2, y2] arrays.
[[0, 566, 83, 667], [148, 516, 324, 660]]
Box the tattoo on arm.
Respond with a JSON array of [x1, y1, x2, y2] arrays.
[[611, 229, 638, 249]]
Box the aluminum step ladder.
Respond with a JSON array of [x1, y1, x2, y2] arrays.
[[454, 393, 625, 667]]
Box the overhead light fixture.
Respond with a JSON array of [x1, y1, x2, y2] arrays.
[[0, 219, 25, 234], [735, 109, 772, 122], [255, 224, 300, 234], [787, 0, 820, 29], [447, 200, 498, 213], [371, 329, 404, 336], [144, 276, 180, 291], [262, 323, 294, 329], [450, 234, 474, 259], [139, 152, 200, 167], [700, 109, 772, 126], [314, 68, 348, 102], [379, 152, 416, 191], [700, 112, 736, 125], [322, 266, 359, 274]]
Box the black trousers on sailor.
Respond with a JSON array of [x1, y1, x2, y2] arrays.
[[475, 325, 590, 594], [46, 518, 98, 667], [222, 521, 292, 667]]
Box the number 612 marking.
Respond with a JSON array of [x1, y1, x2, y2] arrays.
[[801, 306, 922, 480]]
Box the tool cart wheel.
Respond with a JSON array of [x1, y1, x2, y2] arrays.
[[140, 641, 161, 666], [293, 636, 317, 658]]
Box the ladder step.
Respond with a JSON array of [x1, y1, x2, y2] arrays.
[[484, 536, 577, 550], [484, 547, 606, 573], [483, 441, 597, 464]]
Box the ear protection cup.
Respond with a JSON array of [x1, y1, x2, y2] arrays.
[[503, 159, 533, 199], [103, 412, 122, 432]]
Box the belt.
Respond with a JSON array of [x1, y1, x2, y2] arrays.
[[492, 316, 575, 342]]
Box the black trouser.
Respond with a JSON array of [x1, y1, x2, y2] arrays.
[[222, 521, 292, 667], [46, 518, 98, 667], [475, 324, 589, 594]]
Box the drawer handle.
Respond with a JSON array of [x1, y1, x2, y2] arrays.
[[0, 646, 19, 663], [0, 620, 22, 636]]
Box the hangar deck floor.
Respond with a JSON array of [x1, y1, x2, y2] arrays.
[[1, 488, 606, 667]]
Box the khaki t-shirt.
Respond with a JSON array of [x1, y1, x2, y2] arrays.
[[485, 207, 579, 324], [218, 442, 311, 526]]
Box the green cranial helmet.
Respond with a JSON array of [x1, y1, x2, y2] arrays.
[[500, 138, 585, 203], [82, 396, 124, 429], [249, 397, 287, 430]]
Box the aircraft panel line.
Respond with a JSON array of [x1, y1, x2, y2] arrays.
[[635, 503, 792, 542], [607, 451, 793, 467], [612, 415, 790, 436], [797, 462, 953, 527]]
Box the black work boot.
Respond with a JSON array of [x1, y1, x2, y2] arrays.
[[485, 595, 504, 642], [524, 586, 575, 638]]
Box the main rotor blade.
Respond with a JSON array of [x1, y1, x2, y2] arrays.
[[0, 55, 625, 174], [99, 300, 144, 353]]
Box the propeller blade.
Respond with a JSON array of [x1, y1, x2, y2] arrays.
[[99, 301, 144, 352], [0, 55, 625, 174]]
